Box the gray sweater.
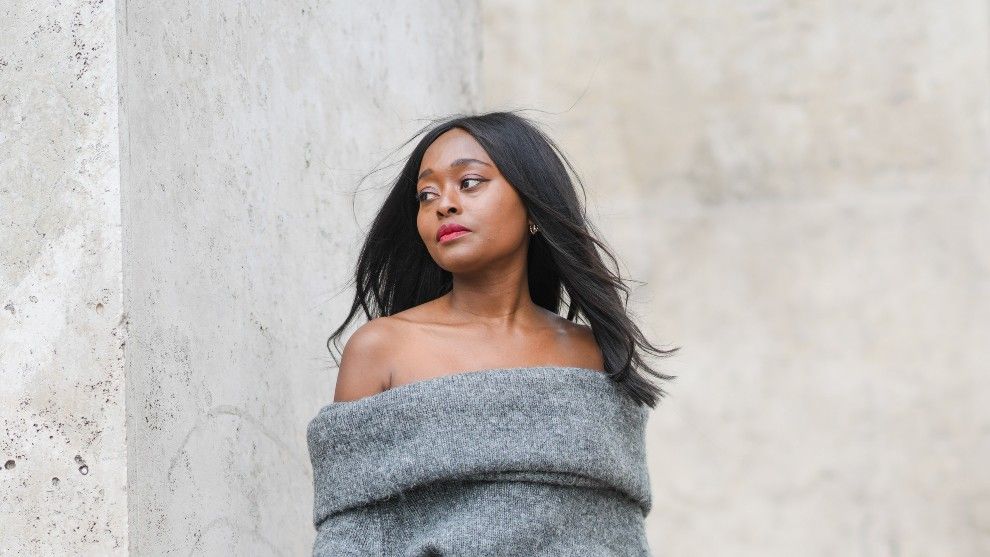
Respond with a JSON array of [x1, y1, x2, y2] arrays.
[[306, 365, 654, 556]]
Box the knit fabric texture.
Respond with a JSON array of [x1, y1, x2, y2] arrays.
[[306, 365, 654, 556]]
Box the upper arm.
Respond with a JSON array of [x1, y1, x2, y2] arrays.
[[333, 319, 393, 402]]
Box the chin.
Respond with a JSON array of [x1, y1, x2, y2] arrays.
[[433, 252, 487, 274]]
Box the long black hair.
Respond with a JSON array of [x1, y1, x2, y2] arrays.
[[327, 110, 678, 407]]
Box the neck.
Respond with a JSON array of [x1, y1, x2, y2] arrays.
[[445, 264, 537, 327]]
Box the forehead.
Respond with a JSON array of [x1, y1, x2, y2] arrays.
[[419, 128, 492, 170]]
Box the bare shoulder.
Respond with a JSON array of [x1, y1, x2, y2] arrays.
[[567, 322, 606, 371], [333, 317, 399, 402], [543, 311, 605, 371]]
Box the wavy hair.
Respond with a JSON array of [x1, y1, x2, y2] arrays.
[[327, 110, 679, 407]]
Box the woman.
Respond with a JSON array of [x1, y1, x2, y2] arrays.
[[307, 111, 679, 556]]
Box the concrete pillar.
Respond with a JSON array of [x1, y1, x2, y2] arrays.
[[1, 1, 127, 553], [2, 1, 480, 554]]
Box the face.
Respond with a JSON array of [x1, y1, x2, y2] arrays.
[[415, 128, 531, 274]]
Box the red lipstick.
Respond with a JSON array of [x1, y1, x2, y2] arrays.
[[436, 222, 472, 243]]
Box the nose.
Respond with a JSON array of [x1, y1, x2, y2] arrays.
[[436, 183, 460, 215]]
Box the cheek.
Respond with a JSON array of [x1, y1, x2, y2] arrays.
[[416, 213, 431, 244], [493, 191, 528, 228], [476, 199, 527, 245]]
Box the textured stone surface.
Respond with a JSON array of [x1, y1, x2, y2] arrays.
[[483, 1, 989, 203], [3, 0, 480, 554], [637, 191, 990, 555], [118, 1, 479, 555], [1, 0, 127, 554], [8, 0, 987, 553], [482, 1, 990, 555]]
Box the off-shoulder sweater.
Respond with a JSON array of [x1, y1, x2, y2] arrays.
[[305, 365, 654, 556]]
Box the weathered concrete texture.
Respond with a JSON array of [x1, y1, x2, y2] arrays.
[[636, 191, 990, 556], [1, 0, 127, 554], [482, 1, 990, 555], [118, 1, 480, 555], [483, 1, 989, 204]]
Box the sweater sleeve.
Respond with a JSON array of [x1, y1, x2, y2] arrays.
[[312, 504, 383, 557]]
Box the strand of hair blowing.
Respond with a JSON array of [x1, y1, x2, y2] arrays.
[[327, 110, 679, 407]]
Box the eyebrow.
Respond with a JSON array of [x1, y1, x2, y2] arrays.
[[418, 158, 492, 181]]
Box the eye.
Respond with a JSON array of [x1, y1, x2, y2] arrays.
[[416, 178, 486, 203]]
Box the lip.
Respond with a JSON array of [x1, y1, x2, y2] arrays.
[[436, 222, 472, 243]]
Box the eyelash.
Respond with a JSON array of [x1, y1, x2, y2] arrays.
[[416, 178, 485, 203]]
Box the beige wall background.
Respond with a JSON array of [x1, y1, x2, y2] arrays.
[[4, 1, 988, 554], [481, 1, 990, 555]]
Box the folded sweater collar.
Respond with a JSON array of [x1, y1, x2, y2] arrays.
[[306, 366, 652, 527]]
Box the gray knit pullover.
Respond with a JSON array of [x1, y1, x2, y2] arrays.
[[306, 365, 654, 556]]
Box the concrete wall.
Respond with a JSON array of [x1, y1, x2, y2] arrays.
[[3, 0, 480, 554], [8, 0, 986, 554], [481, 1, 990, 555], [1, 1, 127, 553], [119, 1, 480, 554]]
